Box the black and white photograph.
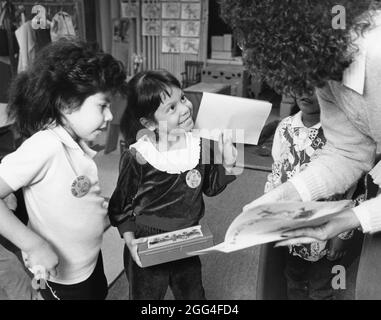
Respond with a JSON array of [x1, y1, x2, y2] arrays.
[[1, 0, 381, 307]]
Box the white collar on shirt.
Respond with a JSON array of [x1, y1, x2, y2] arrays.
[[291, 111, 321, 130], [48, 125, 97, 159], [130, 132, 201, 174], [342, 10, 381, 94]]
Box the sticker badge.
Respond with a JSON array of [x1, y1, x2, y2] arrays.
[[186, 169, 202, 189], [71, 175, 91, 198]]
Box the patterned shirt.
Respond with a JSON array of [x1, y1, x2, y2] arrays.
[[266, 112, 341, 262]]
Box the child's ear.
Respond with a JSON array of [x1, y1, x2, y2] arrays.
[[140, 117, 156, 131]]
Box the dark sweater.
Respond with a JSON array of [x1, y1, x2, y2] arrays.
[[108, 139, 236, 236]]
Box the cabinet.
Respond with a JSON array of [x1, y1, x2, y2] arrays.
[[201, 61, 249, 97]]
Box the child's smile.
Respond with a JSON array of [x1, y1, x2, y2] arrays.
[[178, 110, 193, 127], [153, 86, 194, 134]]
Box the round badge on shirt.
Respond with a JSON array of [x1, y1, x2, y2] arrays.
[[71, 175, 91, 198], [186, 169, 202, 189]]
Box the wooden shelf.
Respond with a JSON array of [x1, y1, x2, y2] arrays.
[[207, 58, 243, 66]]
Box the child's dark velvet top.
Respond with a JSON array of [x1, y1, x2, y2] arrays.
[[108, 139, 236, 236]]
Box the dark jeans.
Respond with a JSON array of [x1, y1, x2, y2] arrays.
[[40, 253, 108, 300], [124, 246, 205, 300], [285, 254, 336, 300], [124, 223, 206, 300]]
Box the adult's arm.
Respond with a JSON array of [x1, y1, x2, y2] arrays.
[[244, 84, 377, 230], [290, 83, 376, 202]]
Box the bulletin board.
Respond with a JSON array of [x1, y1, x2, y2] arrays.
[[134, 0, 202, 55], [120, 0, 208, 80]]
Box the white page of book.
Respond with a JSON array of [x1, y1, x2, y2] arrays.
[[189, 200, 352, 255]]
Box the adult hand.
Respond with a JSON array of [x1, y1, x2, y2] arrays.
[[3, 193, 17, 211], [274, 208, 361, 247], [123, 232, 147, 268], [23, 240, 59, 280], [243, 181, 302, 211]]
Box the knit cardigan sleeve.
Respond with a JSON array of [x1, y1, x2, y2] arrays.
[[288, 18, 381, 233], [290, 83, 376, 201], [290, 83, 381, 232]]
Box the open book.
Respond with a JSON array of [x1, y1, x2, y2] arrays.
[[189, 200, 352, 255]]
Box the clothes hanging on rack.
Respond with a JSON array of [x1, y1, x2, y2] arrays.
[[1, 3, 77, 73], [50, 11, 75, 42], [14, 9, 76, 71], [35, 27, 51, 51], [15, 20, 35, 72]]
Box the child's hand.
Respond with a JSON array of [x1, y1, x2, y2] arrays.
[[102, 197, 109, 209], [123, 232, 147, 268], [327, 236, 349, 261], [218, 131, 237, 172], [24, 240, 59, 280], [4, 193, 17, 211]]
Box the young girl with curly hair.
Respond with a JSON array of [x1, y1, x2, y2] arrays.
[[0, 39, 126, 300]]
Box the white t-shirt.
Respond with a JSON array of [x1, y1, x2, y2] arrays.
[[0, 126, 108, 284]]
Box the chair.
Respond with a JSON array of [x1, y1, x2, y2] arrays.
[[181, 60, 204, 88]]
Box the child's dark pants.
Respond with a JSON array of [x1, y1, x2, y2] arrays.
[[285, 254, 336, 300], [39, 252, 108, 300], [124, 224, 206, 300]]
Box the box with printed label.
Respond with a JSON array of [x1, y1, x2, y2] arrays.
[[137, 224, 214, 267]]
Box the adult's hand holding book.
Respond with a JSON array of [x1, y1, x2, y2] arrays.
[[189, 200, 352, 255]]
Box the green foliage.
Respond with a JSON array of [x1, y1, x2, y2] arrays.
[[219, 0, 380, 94]]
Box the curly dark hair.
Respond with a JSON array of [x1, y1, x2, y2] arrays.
[[7, 39, 127, 138], [219, 0, 381, 95]]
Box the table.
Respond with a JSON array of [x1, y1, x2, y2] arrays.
[[184, 82, 231, 121]]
